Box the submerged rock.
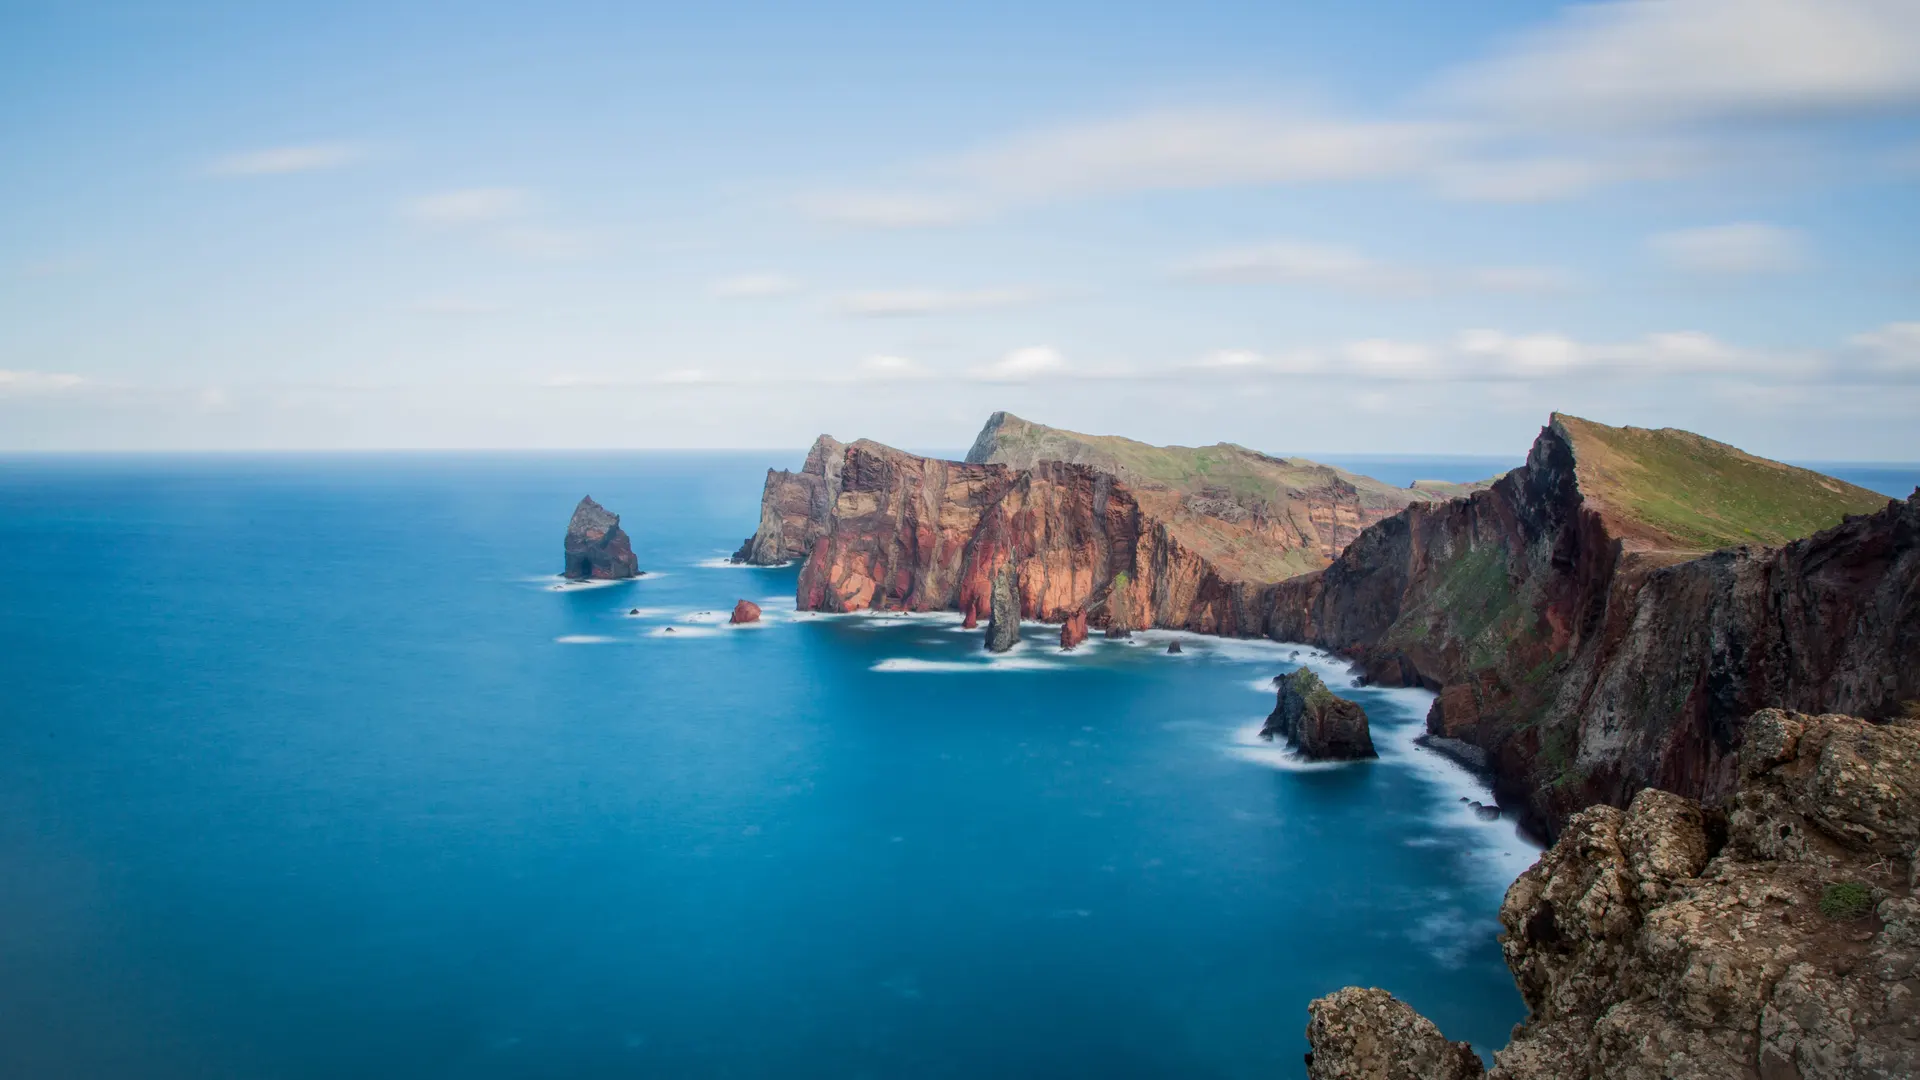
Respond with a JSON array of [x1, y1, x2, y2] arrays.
[[1059, 610, 1088, 651], [563, 496, 640, 580], [1305, 987, 1483, 1080], [730, 600, 761, 625], [1262, 669, 1377, 760], [984, 566, 1021, 653], [1305, 710, 1920, 1080]]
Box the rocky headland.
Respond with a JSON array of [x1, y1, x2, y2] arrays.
[[736, 412, 1485, 637], [1263, 668, 1377, 760], [1266, 413, 1910, 839], [1306, 708, 1920, 1079], [563, 495, 640, 580]]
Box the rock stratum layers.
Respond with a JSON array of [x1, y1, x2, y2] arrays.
[[1264, 669, 1377, 760], [1268, 413, 1909, 838], [737, 413, 1478, 636], [563, 496, 640, 580], [1307, 709, 1920, 1079]]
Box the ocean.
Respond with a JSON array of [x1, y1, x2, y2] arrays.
[[2, 452, 1912, 1078]]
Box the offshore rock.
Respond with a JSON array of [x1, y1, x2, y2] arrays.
[[1305, 711, 1920, 1080], [1263, 668, 1377, 760], [563, 496, 640, 580], [1267, 413, 1906, 839], [729, 599, 761, 625], [984, 566, 1020, 653], [1167, 640, 1183, 654], [732, 435, 846, 565], [1059, 609, 1088, 651], [1305, 987, 1483, 1080]]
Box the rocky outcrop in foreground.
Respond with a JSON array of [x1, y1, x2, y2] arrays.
[[984, 566, 1020, 653], [1263, 669, 1376, 760], [729, 600, 761, 624], [563, 496, 640, 580], [1306, 709, 1920, 1079], [1268, 414, 1908, 838], [1305, 988, 1483, 1080]]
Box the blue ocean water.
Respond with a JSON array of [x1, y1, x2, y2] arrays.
[[0, 452, 1594, 1079]]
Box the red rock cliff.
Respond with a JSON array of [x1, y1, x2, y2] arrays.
[[731, 435, 846, 565], [1267, 415, 1912, 838]]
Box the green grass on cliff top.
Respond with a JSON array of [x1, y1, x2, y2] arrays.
[[1554, 413, 1890, 551], [965, 411, 1487, 508]]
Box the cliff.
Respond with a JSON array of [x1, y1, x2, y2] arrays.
[[1264, 669, 1377, 760], [563, 496, 640, 580], [731, 435, 846, 565], [1306, 709, 1920, 1079], [743, 414, 1486, 635], [1267, 413, 1907, 838]]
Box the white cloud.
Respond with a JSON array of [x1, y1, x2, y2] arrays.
[[1443, 0, 1920, 131], [493, 225, 593, 259], [0, 370, 86, 394], [944, 108, 1457, 200], [209, 142, 362, 176], [406, 188, 529, 224], [972, 346, 1068, 381], [409, 295, 498, 316], [858, 355, 930, 379], [1648, 222, 1806, 274], [798, 192, 978, 228], [1177, 241, 1569, 295], [1841, 322, 1920, 377], [711, 273, 801, 298], [836, 286, 1053, 317]]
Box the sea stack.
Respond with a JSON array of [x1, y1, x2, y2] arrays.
[[1104, 574, 1133, 640], [1059, 610, 1088, 651], [984, 566, 1021, 653], [1263, 669, 1376, 760], [1167, 640, 1182, 654], [729, 600, 761, 625], [563, 496, 640, 580]]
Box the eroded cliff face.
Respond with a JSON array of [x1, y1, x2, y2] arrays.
[[731, 435, 846, 565], [790, 439, 1278, 635], [1307, 710, 1920, 1080], [1267, 416, 1914, 838]]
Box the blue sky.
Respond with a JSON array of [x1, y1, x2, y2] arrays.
[[4, 0, 1919, 458]]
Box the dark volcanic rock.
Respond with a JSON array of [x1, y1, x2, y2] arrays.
[[1167, 640, 1183, 654], [563, 496, 639, 580], [984, 565, 1021, 653], [730, 600, 761, 625], [1263, 669, 1377, 760], [1308, 711, 1920, 1079], [1059, 609, 1088, 651]]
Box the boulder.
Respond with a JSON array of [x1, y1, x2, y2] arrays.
[[1305, 988, 1483, 1080], [1263, 669, 1377, 760], [1167, 640, 1183, 654], [563, 496, 640, 580], [730, 600, 761, 625]]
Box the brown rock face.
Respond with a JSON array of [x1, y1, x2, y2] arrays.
[[732, 436, 846, 565], [1305, 988, 1483, 1080], [729, 600, 761, 625], [1059, 609, 1088, 650], [1267, 415, 1914, 838], [563, 496, 640, 580], [1308, 710, 1920, 1079], [984, 565, 1021, 653], [1263, 668, 1377, 760]]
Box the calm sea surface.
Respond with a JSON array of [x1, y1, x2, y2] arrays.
[[2, 452, 1910, 1078]]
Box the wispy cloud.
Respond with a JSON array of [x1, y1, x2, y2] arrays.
[[1176, 241, 1570, 295], [209, 142, 363, 176], [858, 355, 930, 379], [711, 272, 802, 298], [0, 370, 88, 395], [798, 192, 978, 228], [836, 286, 1056, 317], [406, 188, 529, 224], [1648, 222, 1806, 275], [971, 346, 1069, 382]]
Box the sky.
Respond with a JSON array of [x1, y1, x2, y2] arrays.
[[3, 0, 1919, 459]]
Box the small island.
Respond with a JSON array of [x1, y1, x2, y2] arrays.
[[563, 496, 641, 580], [1263, 669, 1377, 760]]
